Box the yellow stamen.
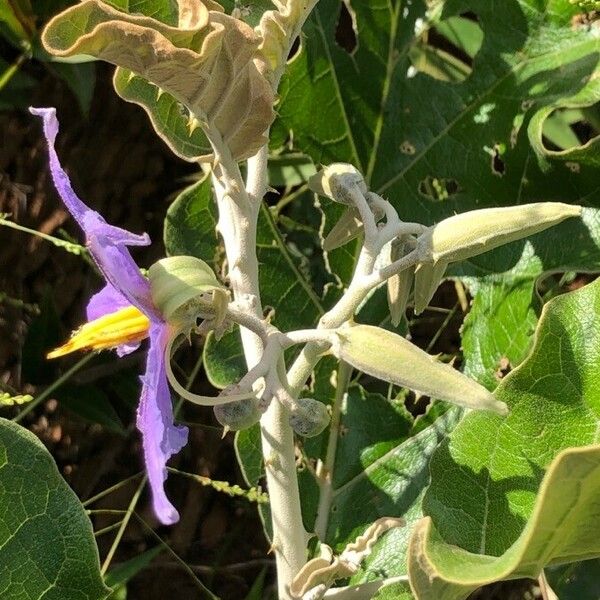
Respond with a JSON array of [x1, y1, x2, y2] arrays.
[[47, 306, 151, 359]]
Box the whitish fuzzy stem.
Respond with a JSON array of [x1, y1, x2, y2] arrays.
[[212, 140, 308, 599]]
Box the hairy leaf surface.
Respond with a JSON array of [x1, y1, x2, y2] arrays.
[[409, 278, 600, 598], [0, 419, 109, 600], [43, 0, 275, 161]]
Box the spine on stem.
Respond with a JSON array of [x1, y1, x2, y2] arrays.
[[212, 146, 308, 599]]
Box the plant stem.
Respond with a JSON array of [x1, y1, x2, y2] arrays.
[[12, 353, 95, 423], [314, 360, 352, 540], [212, 145, 308, 599]]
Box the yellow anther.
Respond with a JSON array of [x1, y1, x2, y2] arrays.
[[47, 306, 150, 359]]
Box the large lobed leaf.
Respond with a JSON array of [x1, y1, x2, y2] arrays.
[[279, 0, 600, 297], [0, 419, 109, 600], [42, 0, 275, 161], [408, 277, 600, 599]]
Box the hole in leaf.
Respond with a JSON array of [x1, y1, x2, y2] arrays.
[[287, 35, 301, 62], [541, 105, 600, 152], [408, 13, 483, 83], [484, 143, 506, 177], [400, 140, 416, 155], [418, 176, 460, 202], [335, 0, 358, 54]]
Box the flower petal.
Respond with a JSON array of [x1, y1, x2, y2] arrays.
[[137, 324, 188, 525], [31, 106, 160, 321], [87, 235, 159, 320], [86, 283, 131, 321], [30, 107, 93, 227]]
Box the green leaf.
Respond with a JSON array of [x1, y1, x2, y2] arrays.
[[459, 208, 600, 389], [409, 278, 600, 599], [104, 0, 180, 26], [0, 0, 35, 45], [373, 581, 414, 599], [410, 446, 600, 600], [0, 418, 110, 600], [278, 0, 600, 265], [164, 177, 219, 264], [461, 272, 538, 390], [268, 153, 316, 188], [323, 400, 461, 584], [113, 69, 212, 162]]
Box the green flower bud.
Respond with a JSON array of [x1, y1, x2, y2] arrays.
[[148, 256, 229, 327], [214, 398, 262, 431], [417, 203, 581, 265], [332, 323, 508, 415], [289, 398, 330, 437], [412, 203, 581, 314], [309, 163, 367, 205], [386, 237, 415, 326]]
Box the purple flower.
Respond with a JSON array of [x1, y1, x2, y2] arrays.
[[31, 107, 188, 525]]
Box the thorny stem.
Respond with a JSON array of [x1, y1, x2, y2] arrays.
[[212, 140, 308, 598]]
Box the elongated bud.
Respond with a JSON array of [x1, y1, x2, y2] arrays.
[[214, 398, 262, 431], [332, 323, 508, 414], [386, 237, 415, 326], [413, 260, 448, 315], [411, 202, 581, 314], [289, 398, 330, 437], [148, 256, 229, 327], [323, 204, 386, 251], [309, 163, 367, 205], [417, 203, 582, 264]]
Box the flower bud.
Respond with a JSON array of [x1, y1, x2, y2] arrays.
[[417, 203, 581, 264], [332, 323, 508, 415], [411, 203, 581, 314], [323, 204, 386, 251], [289, 398, 330, 437], [309, 163, 367, 205], [214, 398, 262, 431], [386, 237, 415, 326], [148, 256, 228, 326]]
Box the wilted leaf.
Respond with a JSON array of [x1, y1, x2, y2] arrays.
[[43, 0, 275, 161]]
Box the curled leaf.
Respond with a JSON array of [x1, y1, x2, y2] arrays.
[[332, 323, 508, 415], [42, 0, 275, 161], [290, 517, 405, 598], [257, 0, 317, 77]]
